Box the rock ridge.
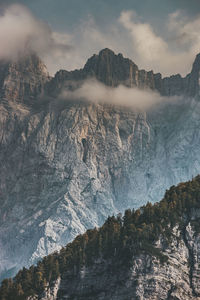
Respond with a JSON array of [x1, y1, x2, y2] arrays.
[[48, 48, 200, 98]]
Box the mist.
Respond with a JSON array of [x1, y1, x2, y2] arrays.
[[0, 4, 72, 61], [60, 79, 176, 111]]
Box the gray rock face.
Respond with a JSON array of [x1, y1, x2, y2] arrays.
[[1, 49, 200, 281], [0, 54, 49, 103]]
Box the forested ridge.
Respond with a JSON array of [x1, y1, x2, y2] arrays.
[[1, 175, 200, 300]]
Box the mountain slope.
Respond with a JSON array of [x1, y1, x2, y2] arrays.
[[1, 176, 200, 299], [1, 49, 200, 280]]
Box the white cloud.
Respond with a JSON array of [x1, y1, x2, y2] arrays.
[[48, 16, 126, 74], [118, 10, 200, 76], [0, 4, 72, 66], [60, 79, 173, 111], [119, 11, 168, 62], [168, 10, 200, 53], [0, 4, 123, 74], [52, 10, 200, 77]]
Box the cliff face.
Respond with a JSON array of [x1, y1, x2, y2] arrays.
[[0, 101, 153, 279], [0, 54, 49, 103], [1, 49, 200, 281]]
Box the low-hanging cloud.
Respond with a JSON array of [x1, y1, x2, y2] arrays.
[[60, 79, 174, 111], [0, 4, 72, 63]]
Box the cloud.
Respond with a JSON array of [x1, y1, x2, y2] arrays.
[[60, 79, 173, 111], [0, 4, 123, 74], [168, 10, 200, 53], [118, 10, 200, 76], [118, 11, 183, 75], [51, 10, 200, 77], [1, 4, 200, 77], [46, 16, 127, 74], [0, 4, 72, 66], [119, 11, 168, 62]]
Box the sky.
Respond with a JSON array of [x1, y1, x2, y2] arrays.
[[1, 0, 200, 76]]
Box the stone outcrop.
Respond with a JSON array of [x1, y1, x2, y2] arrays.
[[0, 54, 49, 103]]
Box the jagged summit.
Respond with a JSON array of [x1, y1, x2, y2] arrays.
[[99, 47, 116, 55], [83, 48, 139, 86], [84, 47, 135, 70], [2, 48, 200, 102], [48, 48, 200, 98], [49, 48, 156, 95], [191, 53, 200, 73], [89, 48, 117, 59], [0, 54, 49, 103]]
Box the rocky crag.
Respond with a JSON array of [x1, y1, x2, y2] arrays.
[[1, 49, 200, 280], [48, 48, 200, 97]]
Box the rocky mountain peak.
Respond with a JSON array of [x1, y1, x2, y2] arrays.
[[191, 53, 200, 73], [49, 48, 156, 94], [48, 49, 200, 99], [183, 53, 200, 98], [99, 47, 116, 56], [83, 48, 139, 86], [3, 48, 200, 104], [0, 53, 50, 103]]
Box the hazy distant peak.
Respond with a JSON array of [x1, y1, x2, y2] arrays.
[[0, 53, 49, 103]]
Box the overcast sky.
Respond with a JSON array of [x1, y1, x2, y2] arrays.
[[5, 0, 200, 30], [1, 0, 200, 76]]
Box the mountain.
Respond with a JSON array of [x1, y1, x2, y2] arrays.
[[48, 48, 200, 97], [1, 48, 200, 281], [0, 54, 49, 103], [1, 176, 200, 300]]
